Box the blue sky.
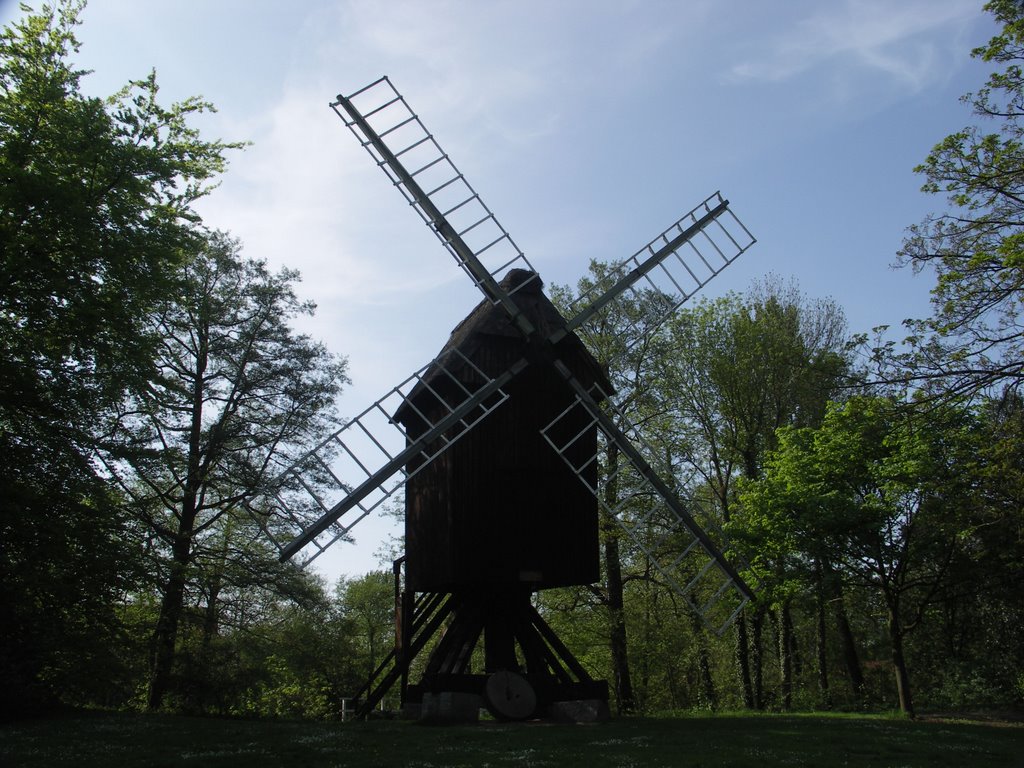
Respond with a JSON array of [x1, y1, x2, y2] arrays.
[[1, 1, 1000, 579]]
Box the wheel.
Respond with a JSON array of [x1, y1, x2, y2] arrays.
[[484, 670, 536, 720]]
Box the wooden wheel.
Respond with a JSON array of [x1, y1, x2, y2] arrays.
[[484, 671, 536, 720]]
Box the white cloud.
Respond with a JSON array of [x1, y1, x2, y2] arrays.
[[728, 0, 979, 91], [329, 0, 559, 143]]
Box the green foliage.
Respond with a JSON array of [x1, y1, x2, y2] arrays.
[[109, 573, 370, 720], [234, 654, 336, 720], [0, 1, 239, 717], [661, 281, 850, 711], [537, 586, 613, 687], [334, 571, 394, 682], [896, 0, 1024, 398], [97, 231, 348, 710], [900, 392, 1024, 711], [0, 1, 239, 442], [665, 281, 849, 489], [551, 266, 854, 715], [740, 395, 982, 714], [0, 458, 138, 715], [746, 395, 976, 572], [844, 6, 1024, 714]]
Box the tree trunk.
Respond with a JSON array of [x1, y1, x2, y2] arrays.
[[690, 610, 717, 711], [814, 563, 832, 708], [191, 578, 223, 713], [825, 561, 864, 700], [200, 581, 221, 658], [147, 535, 192, 710], [751, 606, 765, 709], [697, 645, 717, 711], [835, 606, 865, 700], [888, 610, 915, 717], [724, 463, 757, 710], [148, 335, 207, 712], [605, 531, 635, 714], [778, 600, 794, 711], [601, 440, 635, 714], [734, 612, 755, 708], [636, 591, 654, 712]]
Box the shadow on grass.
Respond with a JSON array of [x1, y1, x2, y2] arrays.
[[1, 710, 1021, 767]]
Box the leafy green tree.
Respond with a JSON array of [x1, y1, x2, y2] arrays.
[[867, 0, 1024, 710], [102, 233, 348, 710], [898, 0, 1024, 399], [972, 393, 1024, 596], [551, 269, 849, 713], [176, 570, 351, 718], [1, 1, 236, 447], [908, 391, 1024, 709], [0, 1, 238, 714], [551, 260, 677, 714], [335, 571, 395, 686], [161, 520, 331, 714], [742, 396, 977, 716], [0, 448, 139, 715], [663, 281, 849, 710]]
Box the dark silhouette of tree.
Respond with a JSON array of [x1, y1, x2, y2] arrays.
[[0, 1, 239, 715], [102, 234, 347, 710]]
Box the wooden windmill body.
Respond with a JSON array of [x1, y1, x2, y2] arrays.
[[397, 268, 609, 594], [251, 77, 758, 722], [392, 268, 612, 719]]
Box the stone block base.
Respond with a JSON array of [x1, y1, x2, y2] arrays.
[[546, 699, 611, 724], [420, 691, 482, 724]]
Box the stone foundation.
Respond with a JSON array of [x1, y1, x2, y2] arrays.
[[419, 691, 482, 724], [546, 699, 611, 724]]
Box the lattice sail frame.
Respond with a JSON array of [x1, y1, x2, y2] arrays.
[[250, 75, 758, 626], [247, 349, 508, 567], [541, 385, 751, 635], [332, 77, 537, 301], [563, 192, 755, 351]]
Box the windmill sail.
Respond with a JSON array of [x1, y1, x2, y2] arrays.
[[541, 383, 752, 634], [332, 77, 537, 316], [248, 349, 510, 566], [332, 78, 755, 360], [564, 191, 755, 356]]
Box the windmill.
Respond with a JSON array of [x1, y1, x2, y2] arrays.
[[248, 76, 757, 722]]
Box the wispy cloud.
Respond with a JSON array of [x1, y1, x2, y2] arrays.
[[329, 0, 561, 148], [728, 0, 980, 91]]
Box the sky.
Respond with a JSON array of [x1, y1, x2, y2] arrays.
[[0, 0, 1002, 582]]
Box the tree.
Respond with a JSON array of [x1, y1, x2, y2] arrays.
[[551, 260, 677, 714], [234, 586, 355, 720], [910, 390, 1024, 709], [0, 1, 239, 714], [550, 269, 850, 713], [0, 1, 237, 447], [102, 233, 348, 710], [335, 571, 395, 686], [743, 395, 977, 716], [0, 439, 139, 715], [898, 0, 1024, 399], [662, 281, 849, 710]]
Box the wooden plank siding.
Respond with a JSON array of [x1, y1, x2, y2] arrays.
[[396, 271, 610, 592]]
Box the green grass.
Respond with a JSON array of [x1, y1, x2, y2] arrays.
[[2, 710, 1021, 767]]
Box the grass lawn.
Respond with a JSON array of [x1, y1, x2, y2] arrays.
[[1, 710, 1022, 767]]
